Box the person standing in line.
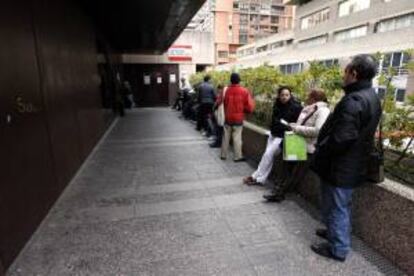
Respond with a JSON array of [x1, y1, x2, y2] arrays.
[[196, 75, 216, 136], [210, 84, 226, 148], [263, 89, 330, 202], [311, 55, 382, 262], [219, 73, 255, 162], [243, 86, 302, 185]]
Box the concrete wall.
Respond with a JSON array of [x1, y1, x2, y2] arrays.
[[242, 121, 414, 275], [120, 30, 214, 81], [0, 0, 112, 269], [120, 30, 215, 75]]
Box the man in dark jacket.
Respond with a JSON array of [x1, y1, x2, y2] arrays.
[[196, 75, 216, 135], [311, 55, 382, 262]]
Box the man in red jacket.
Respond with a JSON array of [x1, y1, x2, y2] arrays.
[[219, 73, 255, 162]]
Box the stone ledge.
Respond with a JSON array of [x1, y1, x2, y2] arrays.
[[242, 121, 414, 275]]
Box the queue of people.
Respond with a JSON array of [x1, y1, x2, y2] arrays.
[[172, 55, 382, 263]]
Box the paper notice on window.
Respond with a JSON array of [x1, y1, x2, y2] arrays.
[[157, 77, 162, 84], [144, 75, 151, 85], [170, 74, 176, 83]]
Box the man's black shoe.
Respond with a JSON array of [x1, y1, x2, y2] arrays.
[[311, 243, 345, 262], [209, 143, 221, 148], [316, 228, 329, 241], [234, 158, 246, 162], [263, 193, 285, 202]]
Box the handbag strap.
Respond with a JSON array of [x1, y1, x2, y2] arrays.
[[301, 105, 318, 126], [222, 86, 228, 102]]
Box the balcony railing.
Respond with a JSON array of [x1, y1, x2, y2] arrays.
[[381, 67, 410, 75]]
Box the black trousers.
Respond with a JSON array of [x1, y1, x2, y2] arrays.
[[196, 103, 214, 132], [272, 154, 313, 195]]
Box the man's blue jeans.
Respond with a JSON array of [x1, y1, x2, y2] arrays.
[[320, 180, 354, 259]]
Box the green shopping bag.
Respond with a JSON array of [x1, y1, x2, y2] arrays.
[[283, 131, 307, 161]]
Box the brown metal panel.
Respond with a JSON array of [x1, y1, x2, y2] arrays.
[[0, 0, 56, 267], [32, 0, 110, 186], [31, 0, 84, 188], [0, 0, 111, 270]]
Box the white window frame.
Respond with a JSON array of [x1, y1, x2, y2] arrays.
[[300, 8, 330, 30], [334, 25, 368, 42], [338, 0, 371, 17]]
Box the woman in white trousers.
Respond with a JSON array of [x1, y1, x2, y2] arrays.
[[244, 86, 303, 185]]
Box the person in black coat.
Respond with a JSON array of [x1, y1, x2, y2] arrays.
[[244, 86, 302, 185], [310, 55, 382, 262], [270, 88, 303, 138], [196, 75, 216, 136]]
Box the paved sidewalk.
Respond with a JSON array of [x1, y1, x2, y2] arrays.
[[8, 108, 403, 276]]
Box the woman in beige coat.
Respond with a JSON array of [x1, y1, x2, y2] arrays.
[[264, 89, 331, 202]]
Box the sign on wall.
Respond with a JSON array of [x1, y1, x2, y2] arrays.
[[144, 75, 151, 85], [168, 45, 192, 62]]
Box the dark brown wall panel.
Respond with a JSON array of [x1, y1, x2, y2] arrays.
[[0, 0, 112, 269], [33, 0, 109, 187], [0, 0, 56, 267]]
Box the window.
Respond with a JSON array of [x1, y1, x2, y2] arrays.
[[280, 63, 303, 74], [240, 24, 248, 33], [270, 26, 278, 33], [260, 15, 269, 22], [319, 59, 339, 67], [271, 5, 285, 14], [298, 35, 328, 48], [218, 51, 228, 58], [377, 88, 386, 99], [244, 47, 255, 56], [334, 25, 368, 41], [256, 45, 268, 53], [395, 89, 406, 102], [376, 13, 414, 33], [301, 8, 330, 30], [239, 35, 248, 44], [271, 16, 279, 24], [233, 2, 239, 9], [382, 52, 411, 74], [250, 3, 259, 12], [271, 41, 284, 49], [240, 3, 249, 11], [392, 52, 402, 67], [338, 0, 370, 17]]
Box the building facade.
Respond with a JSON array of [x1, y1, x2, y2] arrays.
[[114, 30, 215, 106], [213, 0, 295, 64], [218, 0, 414, 102], [186, 0, 215, 32]]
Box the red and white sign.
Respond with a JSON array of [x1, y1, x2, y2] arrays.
[[168, 45, 192, 62]]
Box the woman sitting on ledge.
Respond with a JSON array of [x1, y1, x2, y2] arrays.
[[263, 89, 331, 202], [243, 86, 302, 186]]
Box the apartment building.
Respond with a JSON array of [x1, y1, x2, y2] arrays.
[[186, 0, 215, 32], [218, 0, 414, 102], [213, 0, 295, 64]]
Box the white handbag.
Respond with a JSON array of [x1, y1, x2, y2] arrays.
[[215, 87, 227, 127]]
